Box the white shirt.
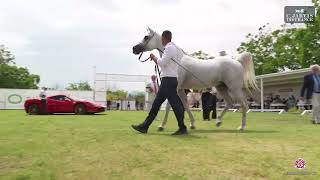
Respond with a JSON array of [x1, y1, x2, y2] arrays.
[[39, 90, 47, 99], [156, 42, 183, 78]]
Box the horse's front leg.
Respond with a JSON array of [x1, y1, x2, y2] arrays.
[[178, 89, 196, 129], [157, 102, 170, 131]]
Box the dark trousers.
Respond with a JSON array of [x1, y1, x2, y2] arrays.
[[211, 95, 217, 119], [41, 99, 47, 114], [201, 92, 212, 120], [142, 77, 186, 130], [201, 93, 217, 120]]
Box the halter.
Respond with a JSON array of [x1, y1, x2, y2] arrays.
[[138, 33, 155, 62], [136, 33, 162, 87]]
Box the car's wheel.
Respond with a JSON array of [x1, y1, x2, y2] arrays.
[[28, 104, 39, 115], [74, 104, 86, 115]]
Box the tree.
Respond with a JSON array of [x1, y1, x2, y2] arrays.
[[66, 81, 92, 91], [190, 50, 214, 60], [0, 45, 15, 65], [106, 90, 128, 101], [130, 91, 145, 103], [0, 65, 40, 89], [0, 45, 40, 89], [237, 1, 320, 75], [237, 23, 280, 75]]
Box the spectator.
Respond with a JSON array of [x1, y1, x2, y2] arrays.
[[116, 103, 120, 110], [127, 101, 130, 111], [273, 95, 282, 103], [135, 101, 139, 111], [145, 75, 158, 112], [39, 87, 47, 115], [265, 96, 272, 109], [300, 66, 316, 110], [211, 89, 217, 119], [107, 100, 111, 110], [140, 102, 144, 111], [286, 95, 296, 110], [201, 88, 212, 121], [192, 90, 200, 108], [311, 65, 320, 124]]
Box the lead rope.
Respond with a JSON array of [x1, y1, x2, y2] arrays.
[[156, 48, 209, 88], [138, 47, 209, 88]]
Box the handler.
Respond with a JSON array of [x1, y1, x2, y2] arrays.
[[131, 30, 188, 135]]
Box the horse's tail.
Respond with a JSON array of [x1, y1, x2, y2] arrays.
[[238, 52, 260, 95]]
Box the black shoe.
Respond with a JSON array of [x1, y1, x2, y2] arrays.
[[171, 128, 188, 135], [131, 124, 148, 134], [157, 127, 164, 132]]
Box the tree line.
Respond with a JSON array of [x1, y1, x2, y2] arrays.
[[0, 1, 319, 88]]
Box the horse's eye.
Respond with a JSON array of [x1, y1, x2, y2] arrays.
[[144, 36, 149, 40]]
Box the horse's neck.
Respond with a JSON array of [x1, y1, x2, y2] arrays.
[[174, 44, 189, 56], [156, 44, 189, 58]]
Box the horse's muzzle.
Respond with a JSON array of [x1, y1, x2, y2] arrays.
[[132, 44, 143, 55]]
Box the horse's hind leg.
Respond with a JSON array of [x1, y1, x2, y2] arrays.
[[215, 85, 233, 127], [178, 89, 196, 129], [230, 88, 248, 132]]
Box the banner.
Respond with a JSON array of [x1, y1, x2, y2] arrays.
[[0, 89, 94, 109]]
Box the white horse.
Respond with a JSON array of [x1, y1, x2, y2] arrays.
[[132, 28, 259, 131]]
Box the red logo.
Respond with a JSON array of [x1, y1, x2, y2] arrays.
[[294, 158, 306, 169]]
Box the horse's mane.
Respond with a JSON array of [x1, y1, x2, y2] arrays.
[[152, 30, 190, 57]]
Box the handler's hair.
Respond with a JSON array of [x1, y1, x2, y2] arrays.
[[162, 30, 172, 41], [310, 64, 320, 71]]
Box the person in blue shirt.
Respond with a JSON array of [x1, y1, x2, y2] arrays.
[[301, 65, 320, 124]]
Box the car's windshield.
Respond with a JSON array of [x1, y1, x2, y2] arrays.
[[49, 95, 74, 101], [68, 96, 85, 101]]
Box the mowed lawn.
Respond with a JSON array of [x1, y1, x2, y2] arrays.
[[0, 110, 320, 180]]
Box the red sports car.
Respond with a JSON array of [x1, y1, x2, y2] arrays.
[[24, 95, 105, 115]]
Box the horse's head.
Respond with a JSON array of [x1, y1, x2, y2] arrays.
[[132, 27, 161, 55]]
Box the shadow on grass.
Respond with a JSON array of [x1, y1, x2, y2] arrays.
[[149, 133, 203, 139], [29, 113, 107, 116], [192, 129, 279, 134], [130, 131, 203, 139]]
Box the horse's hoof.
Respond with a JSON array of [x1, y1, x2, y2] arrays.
[[216, 122, 222, 127], [190, 126, 196, 130], [237, 126, 245, 132], [157, 127, 164, 132]]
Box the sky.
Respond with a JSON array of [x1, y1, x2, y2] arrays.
[[0, 0, 314, 91]]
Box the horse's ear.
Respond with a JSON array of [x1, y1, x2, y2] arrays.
[[147, 27, 154, 33]]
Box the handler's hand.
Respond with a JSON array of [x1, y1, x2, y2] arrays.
[[149, 53, 158, 63], [299, 97, 304, 101], [150, 53, 156, 60]]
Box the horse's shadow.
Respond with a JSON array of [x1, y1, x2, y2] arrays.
[[147, 132, 203, 139], [192, 129, 279, 134]]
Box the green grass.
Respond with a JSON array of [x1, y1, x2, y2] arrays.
[[0, 110, 319, 180]]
